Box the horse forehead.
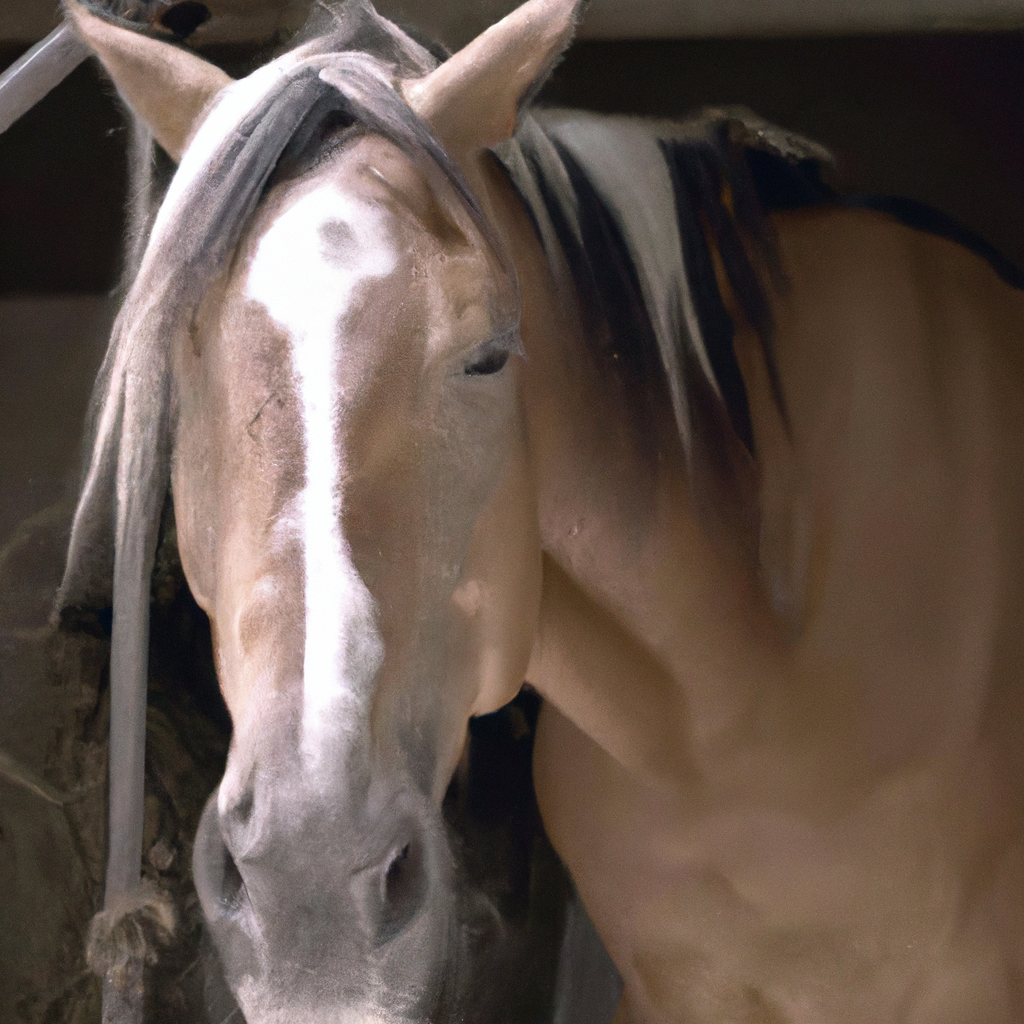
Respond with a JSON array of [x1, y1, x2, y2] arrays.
[[244, 179, 401, 337], [240, 145, 496, 356]]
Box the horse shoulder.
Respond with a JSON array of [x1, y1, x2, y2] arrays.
[[716, 204, 1023, 612], [723, 204, 1024, 752]]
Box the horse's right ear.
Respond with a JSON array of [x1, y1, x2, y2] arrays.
[[403, 0, 585, 162], [64, 0, 232, 161]]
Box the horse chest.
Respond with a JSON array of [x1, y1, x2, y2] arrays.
[[531, 535, 1023, 1024], [536, 697, 1023, 1024]]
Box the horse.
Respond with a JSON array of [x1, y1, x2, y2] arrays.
[[59, 0, 1024, 1020]]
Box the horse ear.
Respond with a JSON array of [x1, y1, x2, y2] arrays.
[[65, 0, 232, 161], [403, 0, 584, 158]]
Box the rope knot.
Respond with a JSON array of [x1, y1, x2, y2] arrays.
[[86, 880, 177, 984]]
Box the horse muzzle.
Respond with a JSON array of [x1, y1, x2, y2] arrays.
[[192, 788, 458, 1020]]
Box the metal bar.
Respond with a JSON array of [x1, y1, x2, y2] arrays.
[[102, 963, 144, 1024], [0, 23, 90, 136]]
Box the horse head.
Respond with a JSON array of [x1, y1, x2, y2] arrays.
[[182, 134, 538, 1018], [64, 0, 583, 1018]]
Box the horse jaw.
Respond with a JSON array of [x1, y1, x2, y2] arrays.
[[403, 0, 585, 161], [64, 0, 232, 161]]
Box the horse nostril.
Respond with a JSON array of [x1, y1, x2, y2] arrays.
[[383, 842, 412, 904], [194, 795, 249, 923], [220, 842, 247, 916], [377, 837, 427, 944]]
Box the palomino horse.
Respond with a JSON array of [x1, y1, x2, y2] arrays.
[[60, 0, 1024, 1020]]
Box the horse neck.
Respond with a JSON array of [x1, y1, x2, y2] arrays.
[[474, 151, 788, 775]]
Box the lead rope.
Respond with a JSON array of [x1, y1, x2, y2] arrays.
[[90, 543, 154, 1024], [90, 324, 177, 1022]]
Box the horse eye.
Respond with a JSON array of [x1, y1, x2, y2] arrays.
[[464, 330, 520, 376], [464, 348, 510, 376]]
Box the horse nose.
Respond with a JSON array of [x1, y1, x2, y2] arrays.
[[361, 826, 430, 946], [195, 789, 434, 947]]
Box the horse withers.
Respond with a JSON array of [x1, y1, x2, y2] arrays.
[[63, 0, 1024, 1021]]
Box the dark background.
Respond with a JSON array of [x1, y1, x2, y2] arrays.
[[1, 31, 1022, 294]]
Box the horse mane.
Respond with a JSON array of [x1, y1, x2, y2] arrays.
[[496, 105, 1022, 532], [495, 107, 832, 543]]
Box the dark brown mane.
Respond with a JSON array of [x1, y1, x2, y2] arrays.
[[496, 107, 830, 493]]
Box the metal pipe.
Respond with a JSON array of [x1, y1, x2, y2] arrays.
[[0, 23, 90, 136]]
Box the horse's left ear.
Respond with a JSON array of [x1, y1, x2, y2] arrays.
[[64, 0, 232, 161], [403, 0, 584, 159]]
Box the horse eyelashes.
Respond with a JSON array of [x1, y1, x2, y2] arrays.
[[464, 349, 510, 376], [463, 329, 520, 376]]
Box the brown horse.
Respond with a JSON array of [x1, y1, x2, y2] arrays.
[[61, 0, 1024, 1020]]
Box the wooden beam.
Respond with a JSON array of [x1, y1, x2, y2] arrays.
[[2, 0, 1024, 45]]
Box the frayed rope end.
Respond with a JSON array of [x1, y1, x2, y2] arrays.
[[86, 880, 177, 983]]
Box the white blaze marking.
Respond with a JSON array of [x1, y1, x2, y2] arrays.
[[246, 185, 393, 765]]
